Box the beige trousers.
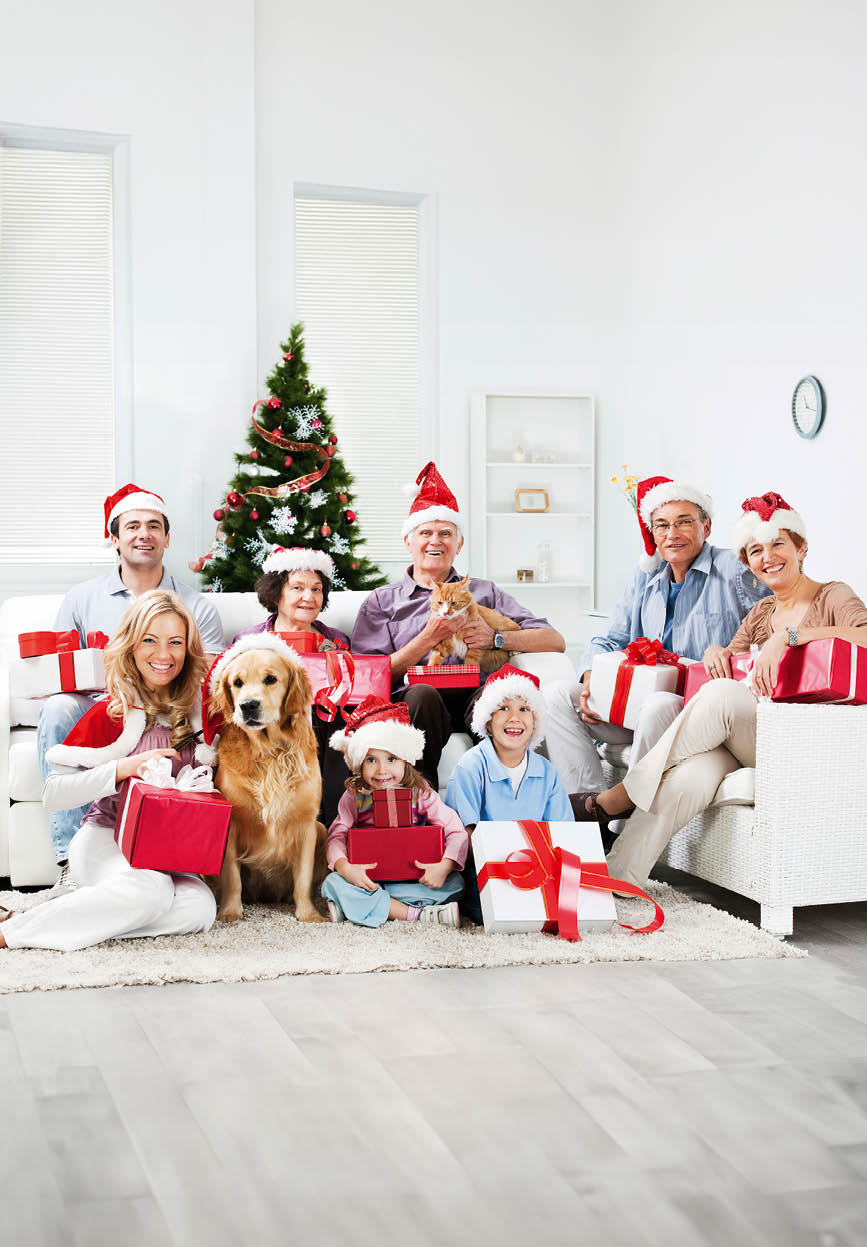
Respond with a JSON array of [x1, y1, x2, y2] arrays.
[[607, 679, 758, 887]]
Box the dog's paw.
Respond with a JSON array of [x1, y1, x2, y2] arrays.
[[218, 906, 244, 923], [296, 908, 327, 924]]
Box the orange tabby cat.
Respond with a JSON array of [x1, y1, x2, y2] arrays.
[[428, 575, 521, 673]]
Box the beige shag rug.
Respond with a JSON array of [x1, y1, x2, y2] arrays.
[[0, 880, 804, 994]]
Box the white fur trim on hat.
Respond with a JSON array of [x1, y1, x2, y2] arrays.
[[107, 492, 168, 529], [400, 505, 463, 539], [471, 672, 546, 749], [207, 632, 302, 694], [46, 707, 148, 769], [639, 552, 663, 573], [330, 718, 425, 772], [262, 546, 335, 579], [638, 482, 713, 525], [731, 507, 807, 554]]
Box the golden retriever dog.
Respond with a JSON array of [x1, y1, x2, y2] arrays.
[[209, 642, 326, 923]]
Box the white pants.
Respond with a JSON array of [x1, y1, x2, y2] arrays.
[[543, 679, 684, 792], [2, 822, 217, 952], [607, 679, 758, 888]]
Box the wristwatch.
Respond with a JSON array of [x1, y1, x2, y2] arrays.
[[493, 632, 505, 649], [786, 626, 799, 647]]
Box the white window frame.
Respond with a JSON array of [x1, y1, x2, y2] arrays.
[[0, 122, 132, 579], [291, 182, 438, 568]]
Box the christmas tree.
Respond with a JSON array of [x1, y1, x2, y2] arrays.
[[193, 325, 387, 594]]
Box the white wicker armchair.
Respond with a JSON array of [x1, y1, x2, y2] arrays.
[[604, 701, 867, 937]]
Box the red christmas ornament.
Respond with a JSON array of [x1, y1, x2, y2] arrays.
[[283, 351, 293, 361], [320, 524, 332, 537], [250, 510, 259, 521], [249, 449, 259, 460], [213, 508, 225, 521], [226, 491, 241, 507], [345, 510, 356, 523], [338, 493, 348, 504], [312, 418, 322, 429], [267, 397, 281, 409], [351, 561, 359, 570], [329, 434, 338, 445], [327, 444, 337, 457], [283, 455, 293, 468]]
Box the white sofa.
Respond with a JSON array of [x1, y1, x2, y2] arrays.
[[601, 700, 867, 938], [0, 590, 574, 887]]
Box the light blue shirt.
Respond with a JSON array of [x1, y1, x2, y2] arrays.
[[580, 543, 770, 673], [445, 737, 574, 825], [54, 566, 225, 652]]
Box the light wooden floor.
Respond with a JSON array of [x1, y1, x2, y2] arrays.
[[3, 869, 867, 1247]]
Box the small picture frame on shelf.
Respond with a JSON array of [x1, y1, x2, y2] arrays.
[[514, 488, 550, 513]]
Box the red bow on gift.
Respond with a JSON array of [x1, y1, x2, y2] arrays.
[[624, 637, 679, 667], [313, 650, 357, 722], [476, 820, 664, 941]]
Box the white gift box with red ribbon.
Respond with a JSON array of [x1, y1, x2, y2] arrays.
[[11, 630, 107, 699], [587, 638, 690, 731]]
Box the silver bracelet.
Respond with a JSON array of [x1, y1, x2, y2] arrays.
[[786, 626, 799, 647]]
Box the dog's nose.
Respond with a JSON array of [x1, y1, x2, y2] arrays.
[[240, 699, 261, 718]]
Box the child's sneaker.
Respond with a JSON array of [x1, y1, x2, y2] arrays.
[[417, 901, 461, 928], [326, 899, 345, 923]]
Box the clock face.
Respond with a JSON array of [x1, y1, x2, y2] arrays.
[[792, 376, 824, 439]]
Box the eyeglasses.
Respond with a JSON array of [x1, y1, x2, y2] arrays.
[[651, 518, 699, 535]]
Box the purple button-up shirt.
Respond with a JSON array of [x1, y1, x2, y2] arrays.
[[351, 567, 551, 680]]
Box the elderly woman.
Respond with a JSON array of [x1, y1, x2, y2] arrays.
[[574, 492, 867, 887], [234, 546, 350, 823]]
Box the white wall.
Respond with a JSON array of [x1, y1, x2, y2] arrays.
[[1, 0, 257, 594]]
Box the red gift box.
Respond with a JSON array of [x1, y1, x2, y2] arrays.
[[371, 787, 413, 828], [406, 663, 481, 689], [115, 779, 231, 873], [683, 653, 753, 704], [347, 824, 445, 881], [683, 640, 867, 706], [300, 650, 391, 721], [277, 631, 322, 654]]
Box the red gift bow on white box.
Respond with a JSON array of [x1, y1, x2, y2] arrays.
[[17, 628, 109, 693], [476, 819, 664, 941], [608, 637, 687, 727]]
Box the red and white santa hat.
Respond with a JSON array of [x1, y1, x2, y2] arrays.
[[197, 632, 304, 764], [45, 699, 204, 770], [104, 483, 168, 540], [262, 545, 335, 580], [330, 695, 425, 772], [731, 491, 806, 554], [470, 664, 546, 749], [636, 476, 713, 572], [401, 461, 463, 539]]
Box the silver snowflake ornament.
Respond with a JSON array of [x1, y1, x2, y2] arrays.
[[308, 489, 328, 508], [329, 533, 350, 555], [245, 532, 274, 567], [271, 505, 297, 535]]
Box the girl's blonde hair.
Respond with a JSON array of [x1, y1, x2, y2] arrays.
[[104, 589, 208, 747], [346, 760, 431, 797]]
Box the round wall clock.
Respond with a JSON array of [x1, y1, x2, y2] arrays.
[[792, 375, 825, 439]]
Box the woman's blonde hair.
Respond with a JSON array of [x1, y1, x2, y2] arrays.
[[104, 589, 209, 747]]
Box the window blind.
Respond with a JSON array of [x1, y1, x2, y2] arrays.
[[294, 195, 423, 562], [0, 146, 115, 564]]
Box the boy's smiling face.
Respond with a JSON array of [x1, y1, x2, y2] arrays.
[[489, 696, 534, 758]]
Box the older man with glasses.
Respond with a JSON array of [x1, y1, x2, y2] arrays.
[[543, 475, 770, 837]]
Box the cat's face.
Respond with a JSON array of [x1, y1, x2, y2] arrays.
[[430, 575, 473, 619]]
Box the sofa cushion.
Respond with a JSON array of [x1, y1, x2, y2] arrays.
[[9, 728, 42, 801], [711, 767, 755, 807]]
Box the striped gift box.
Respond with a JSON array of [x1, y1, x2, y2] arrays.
[[406, 663, 481, 689]]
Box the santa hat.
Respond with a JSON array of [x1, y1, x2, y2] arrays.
[[329, 695, 425, 772], [470, 664, 546, 749], [197, 632, 303, 764], [401, 461, 463, 539], [104, 483, 168, 540], [731, 491, 806, 554], [45, 700, 203, 770], [261, 545, 335, 580], [635, 476, 714, 572]]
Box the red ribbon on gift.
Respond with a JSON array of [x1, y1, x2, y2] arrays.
[[18, 628, 108, 692], [476, 819, 664, 941], [86, 631, 109, 650], [609, 637, 687, 726], [313, 650, 357, 722]]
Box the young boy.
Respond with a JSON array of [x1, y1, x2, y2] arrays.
[[445, 665, 572, 922]]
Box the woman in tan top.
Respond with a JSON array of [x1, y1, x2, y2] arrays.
[[576, 492, 867, 888]]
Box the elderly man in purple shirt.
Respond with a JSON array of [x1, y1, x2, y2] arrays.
[[351, 462, 565, 784]]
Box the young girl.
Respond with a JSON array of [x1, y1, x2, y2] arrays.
[[0, 590, 217, 952], [323, 696, 468, 927], [445, 665, 573, 923]]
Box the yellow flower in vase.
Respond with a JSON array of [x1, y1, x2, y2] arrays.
[[610, 464, 640, 512]]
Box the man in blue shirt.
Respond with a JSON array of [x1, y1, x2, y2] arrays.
[[37, 484, 225, 879], [544, 476, 769, 802]]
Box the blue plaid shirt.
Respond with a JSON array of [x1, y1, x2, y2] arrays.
[[580, 543, 770, 673]]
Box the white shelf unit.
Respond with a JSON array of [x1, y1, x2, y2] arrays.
[[470, 392, 595, 664]]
